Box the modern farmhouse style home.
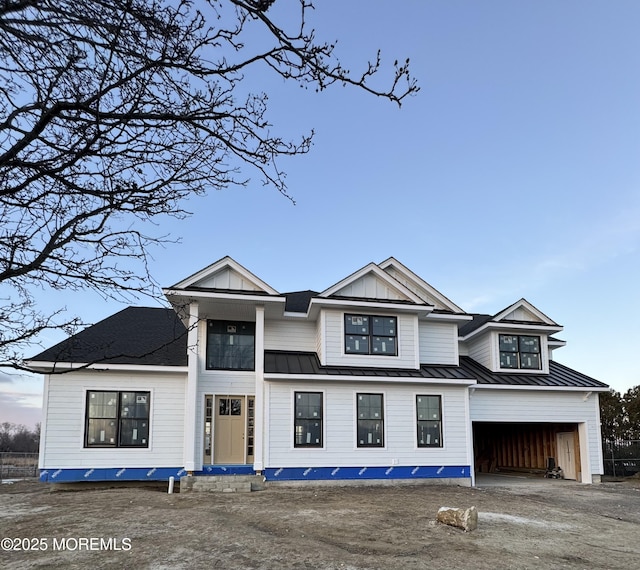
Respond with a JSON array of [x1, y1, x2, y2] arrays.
[[29, 257, 609, 486]]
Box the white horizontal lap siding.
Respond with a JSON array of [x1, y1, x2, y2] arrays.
[[419, 321, 458, 365], [469, 389, 603, 475], [467, 334, 492, 369], [267, 381, 469, 469], [42, 371, 186, 469], [324, 310, 417, 369], [264, 320, 316, 352]]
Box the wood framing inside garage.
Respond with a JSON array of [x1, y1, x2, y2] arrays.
[[473, 422, 582, 480]]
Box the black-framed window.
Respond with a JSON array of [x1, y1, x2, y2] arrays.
[[357, 393, 384, 447], [85, 391, 150, 448], [294, 392, 323, 448], [345, 314, 397, 356], [206, 320, 255, 370], [416, 395, 442, 448], [499, 334, 541, 370]]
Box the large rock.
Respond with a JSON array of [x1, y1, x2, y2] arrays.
[[437, 506, 478, 532]]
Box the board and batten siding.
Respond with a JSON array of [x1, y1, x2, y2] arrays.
[[469, 389, 604, 476], [266, 381, 469, 469], [322, 309, 418, 369], [264, 320, 316, 352], [419, 321, 458, 365], [40, 371, 186, 469]]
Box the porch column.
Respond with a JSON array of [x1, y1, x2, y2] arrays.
[[183, 301, 199, 473], [254, 305, 265, 472]]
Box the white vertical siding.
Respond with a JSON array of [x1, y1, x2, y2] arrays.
[[323, 309, 418, 369], [266, 381, 470, 468], [419, 321, 458, 365], [469, 388, 604, 477], [41, 371, 186, 469], [334, 275, 406, 300], [264, 320, 316, 352]]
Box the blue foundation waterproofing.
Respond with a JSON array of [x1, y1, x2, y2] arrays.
[[40, 464, 470, 483]]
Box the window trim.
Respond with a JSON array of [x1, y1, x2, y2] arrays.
[[344, 314, 398, 357], [355, 392, 385, 448], [415, 394, 443, 448], [293, 391, 324, 449], [205, 320, 256, 371], [498, 334, 542, 370], [84, 390, 151, 449]]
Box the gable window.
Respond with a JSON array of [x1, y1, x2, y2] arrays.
[[345, 314, 397, 356], [294, 392, 323, 448], [206, 320, 255, 370], [85, 391, 150, 448], [357, 393, 384, 447], [416, 395, 442, 448], [499, 334, 541, 370]]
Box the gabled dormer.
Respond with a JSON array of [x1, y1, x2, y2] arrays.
[[459, 299, 563, 374]]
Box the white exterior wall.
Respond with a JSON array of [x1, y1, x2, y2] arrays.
[[39, 370, 186, 469], [323, 309, 418, 369], [264, 320, 316, 352], [419, 321, 458, 365], [466, 332, 492, 369], [469, 388, 604, 477], [266, 381, 469, 468]]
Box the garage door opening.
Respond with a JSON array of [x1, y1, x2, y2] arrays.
[[473, 422, 582, 481]]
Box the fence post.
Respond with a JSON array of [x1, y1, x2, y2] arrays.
[[611, 442, 616, 478]]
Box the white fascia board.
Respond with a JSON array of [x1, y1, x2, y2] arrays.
[[425, 313, 473, 323], [264, 373, 476, 386], [163, 288, 286, 305], [24, 361, 188, 374], [170, 256, 279, 294], [378, 257, 466, 313], [459, 321, 563, 341], [309, 297, 432, 316], [471, 384, 610, 392], [319, 263, 425, 304]]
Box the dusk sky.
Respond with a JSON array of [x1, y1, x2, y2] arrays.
[[2, 1, 639, 427]]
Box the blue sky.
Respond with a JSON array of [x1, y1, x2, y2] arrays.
[[3, 1, 640, 427]]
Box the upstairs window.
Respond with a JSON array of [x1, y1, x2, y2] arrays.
[[345, 314, 397, 356], [85, 391, 150, 448], [499, 334, 541, 370], [206, 320, 255, 370]]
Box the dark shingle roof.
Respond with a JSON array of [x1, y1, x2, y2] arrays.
[[284, 291, 318, 313], [29, 307, 187, 367]]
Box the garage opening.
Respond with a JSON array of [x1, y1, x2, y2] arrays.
[[473, 422, 582, 481]]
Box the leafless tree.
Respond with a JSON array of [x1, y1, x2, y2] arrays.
[[0, 0, 418, 368]]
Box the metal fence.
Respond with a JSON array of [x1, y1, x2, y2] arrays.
[[602, 439, 640, 477], [0, 452, 39, 481]]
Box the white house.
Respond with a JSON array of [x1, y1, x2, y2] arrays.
[[29, 257, 608, 486]]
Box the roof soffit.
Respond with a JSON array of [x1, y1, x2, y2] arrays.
[[319, 262, 426, 304], [378, 257, 465, 313], [168, 256, 279, 294]]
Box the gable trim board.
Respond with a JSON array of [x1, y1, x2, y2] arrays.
[[30, 257, 608, 486]]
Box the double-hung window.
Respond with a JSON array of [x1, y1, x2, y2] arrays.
[[345, 314, 397, 356], [294, 392, 323, 448], [416, 395, 442, 447], [357, 393, 384, 447], [85, 391, 150, 448], [499, 334, 541, 370], [206, 320, 255, 370]]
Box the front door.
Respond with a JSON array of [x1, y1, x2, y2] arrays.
[[557, 431, 577, 481], [213, 396, 246, 464]]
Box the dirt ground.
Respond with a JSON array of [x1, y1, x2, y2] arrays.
[[1, 475, 640, 570]]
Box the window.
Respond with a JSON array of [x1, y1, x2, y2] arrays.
[[357, 393, 384, 447], [85, 391, 150, 448], [499, 334, 541, 370], [416, 395, 442, 447], [294, 392, 323, 447], [206, 320, 255, 370], [345, 314, 397, 356]]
